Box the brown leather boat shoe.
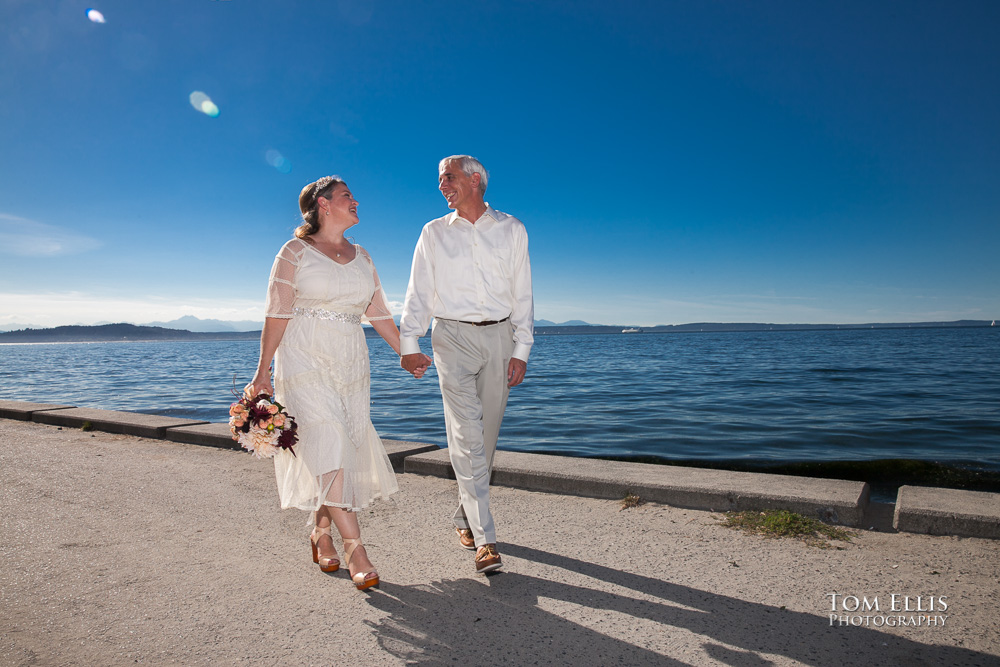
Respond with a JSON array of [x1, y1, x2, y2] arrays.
[[455, 527, 476, 550], [475, 544, 502, 573]]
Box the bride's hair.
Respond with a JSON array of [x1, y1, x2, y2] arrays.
[[295, 176, 345, 238]]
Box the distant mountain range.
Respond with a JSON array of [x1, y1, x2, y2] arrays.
[[0, 319, 993, 343], [533, 319, 592, 327], [0, 316, 263, 334], [0, 316, 596, 334], [144, 315, 264, 332], [0, 323, 261, 343]]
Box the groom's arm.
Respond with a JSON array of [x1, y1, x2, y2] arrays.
[[400, 225, 435, 377]]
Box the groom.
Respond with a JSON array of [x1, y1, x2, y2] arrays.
[[400, 155, 534, 573]]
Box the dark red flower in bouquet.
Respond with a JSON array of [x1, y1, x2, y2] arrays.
[[229, 391, 297, 459]]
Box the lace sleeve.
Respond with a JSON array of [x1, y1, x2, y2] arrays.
[[264, 240, 301, 319], [358, 246, 396, 323]]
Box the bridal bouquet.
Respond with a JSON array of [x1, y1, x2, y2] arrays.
[[229, 392, 298, 459]]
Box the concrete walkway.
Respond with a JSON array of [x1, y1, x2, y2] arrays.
[[2, 416, 1000, 665]]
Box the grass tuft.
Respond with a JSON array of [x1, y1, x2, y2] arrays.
[[720, 509, 855, 548], [81, 421, 93, 432], [620, 493, 643, 510]]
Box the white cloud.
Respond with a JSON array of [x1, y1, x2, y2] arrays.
[[0, 213, 103, 257]]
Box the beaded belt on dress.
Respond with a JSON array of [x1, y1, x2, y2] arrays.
[[292, 307, 361, 325]]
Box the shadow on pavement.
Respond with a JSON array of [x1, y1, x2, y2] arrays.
[[362, 542, 992, 666]]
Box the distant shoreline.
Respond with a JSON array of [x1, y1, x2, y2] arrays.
[[0, 320, 995, 344], [0, 324, 262, 344], [533, 320, 995, 335]]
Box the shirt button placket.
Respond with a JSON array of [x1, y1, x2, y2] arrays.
[[472, 226, 485, 315]]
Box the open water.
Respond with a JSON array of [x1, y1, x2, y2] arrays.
[[3, 327, 999, 494]]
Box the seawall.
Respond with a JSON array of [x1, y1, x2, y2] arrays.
[[3, 399, 997, 539]]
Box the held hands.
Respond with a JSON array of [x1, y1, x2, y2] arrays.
[[400, 353, 522, 384], [507, 358, 527, 387], [401, 353, 433, 379]]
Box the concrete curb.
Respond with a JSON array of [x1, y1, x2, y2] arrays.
[[166, 422, 242, 450], [0, 400, 75, 421], [28, 406, 207, 439], [894, 485, 1000, 539], [3, 399, 999, 539], [381, 440, 442, 472], [405, 447, 870, 527]]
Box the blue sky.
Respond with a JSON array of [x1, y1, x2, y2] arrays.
[[2, 0, 998, 329]]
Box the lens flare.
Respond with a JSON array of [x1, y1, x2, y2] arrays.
[[189, 91, 209, 108], [189, 91, 220, 117], [86, 8, 106, 23], [265, 150, 292, 174]]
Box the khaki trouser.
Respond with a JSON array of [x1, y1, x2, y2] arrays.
[[431, 317, 514, 547]]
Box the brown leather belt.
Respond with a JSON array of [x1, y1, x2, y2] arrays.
[[458, 316, 509, 327]]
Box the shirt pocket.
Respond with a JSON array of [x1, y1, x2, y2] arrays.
[[491, 246, 511, 279]]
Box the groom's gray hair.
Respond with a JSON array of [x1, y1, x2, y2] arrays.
[[439, 155, 489, 194]]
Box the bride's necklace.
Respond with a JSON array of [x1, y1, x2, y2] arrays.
[[312, 238, 349, 258]]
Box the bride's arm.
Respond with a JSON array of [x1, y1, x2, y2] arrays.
[[369, 316, 401, 356], [248, 317, 289, 396], [361, 246, 431, 376], [248, 241, 298, 395], [369, 315, 430, 379]]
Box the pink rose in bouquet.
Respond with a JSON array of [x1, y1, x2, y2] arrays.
[[228, 391, 298, 459]]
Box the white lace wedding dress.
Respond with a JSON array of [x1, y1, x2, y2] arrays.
[[264, 237, 398, 512]]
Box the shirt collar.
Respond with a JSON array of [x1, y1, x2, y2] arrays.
[[447, 203, 500, 226]]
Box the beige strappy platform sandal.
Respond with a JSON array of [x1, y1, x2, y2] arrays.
[[310, 525, 340, 573], [343, 537, 379, 590]]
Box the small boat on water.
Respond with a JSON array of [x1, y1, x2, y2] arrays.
[[622, 327, 641, 333]]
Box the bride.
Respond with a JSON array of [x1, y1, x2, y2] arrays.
[[248, 175, 431, 590]]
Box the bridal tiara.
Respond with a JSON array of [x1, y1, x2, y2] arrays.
[[312, 175, 340, 198]]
